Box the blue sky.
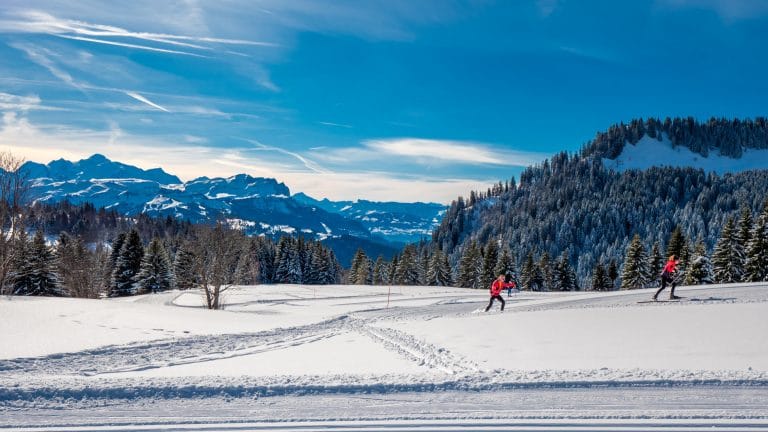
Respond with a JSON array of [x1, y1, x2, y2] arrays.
[[1, 0, 767, 203]]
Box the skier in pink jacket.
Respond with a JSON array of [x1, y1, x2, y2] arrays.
[[485, 274, 516, 312], [653, 255, 681, 301]]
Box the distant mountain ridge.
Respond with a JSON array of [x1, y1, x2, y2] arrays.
[[21, 154, 445, 264], [23, 154, 181, 184], [293, 193, 445, 244]]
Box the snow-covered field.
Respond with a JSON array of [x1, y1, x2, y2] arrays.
[[2, 283, 768, 431]]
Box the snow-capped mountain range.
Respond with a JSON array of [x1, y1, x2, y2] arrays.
[[22, 154, 445, 247]]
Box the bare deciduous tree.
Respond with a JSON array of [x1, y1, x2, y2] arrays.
[[193, 222, 243, 310], [0, 151, 30, 295]]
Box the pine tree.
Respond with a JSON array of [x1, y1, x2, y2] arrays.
[[520, 251, 537, 291], [349, 248, 371, 285], [255, 237, 276, 283], [10, 233, 33, 295], [328, 250, 342, 284], [591, 262, 611, 291], [106, 233, 126, 291], [480, 240, 499, 292], [456, 241, 482, 288], [621, 234, 649, 289], [174, 241, 198, 290], [372, 255, 389, 285], [538, 252, 554, 291], [28, 230, 60, 296], [553, 251, 575, 291], [12, 230, 61, 297], [607, 259, 618, 290], [136, 238, 173, 294], [736, 205, 754, 258], [394, 245, 420, 285], [110, 229, 144, 297], [665, 226, 686, 260], [745, 203, 768, 282], [677, 238, 693, 285], [712, 217, 744, 283], [648, 241, 664, 287], [426, 248, 453, 286], [493, 247, 517, 285], [389, 255, 399, 285], [274, 237, 302, 284], [687, 238, 713, 285], [56, 233, 98, 298]]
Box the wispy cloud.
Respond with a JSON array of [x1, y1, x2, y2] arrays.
[[11, 43, 82, 90], [360, 138, 548, 167], [318, 121, 353, 129], [0, 9, 278, 54], [244, 138, 328, 174], [56, 35, 207, 57], [124, 91, 169, 112], [0, 92, 66, 112]]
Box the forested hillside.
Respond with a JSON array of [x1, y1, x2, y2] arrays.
[[430, 118, 768, 289], [582, 117, 768, 160]]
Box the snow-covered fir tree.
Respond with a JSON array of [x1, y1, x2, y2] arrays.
[[687, 238, 713, 285], [538, 252, 554, 291], [28, 230, 60, 296], [520, 251, 542, 291], [737, 205, 753, 256], [621, 234, 649, 289], [274, 237, 302, 284], [110, 229, 144, 297], [372, 255, 389, 285], [745, 203, 768, 282], [426, 248, 453, 286], [607, 259, 619, 290], [493, 247, 517, 285], [712, 217, 744, 283], [394, 244, 420, 285], [173, 241, 198, 290], [665, 226, 686, 262], [106, 232, 126, 291], [136, 238, 173, 294], [456, 241, 482, 289], [591, 262, 611, 291], [254, 237, 276, 283], [349, 248, 371, 285], [480, 240, 499, 292], [10, 233, 32, 295], [56, 233, 98, 298], [14, 230, 61, 296], [553, 251, 577, 291], [648, 241, 664, 286]]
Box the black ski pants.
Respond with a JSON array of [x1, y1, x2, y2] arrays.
[[654, 272, 677, 298], [485, 295, 505, 312]]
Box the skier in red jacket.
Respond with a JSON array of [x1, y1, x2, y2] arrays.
[[485, 274, 516, 312], [653, 255, 681, 301]]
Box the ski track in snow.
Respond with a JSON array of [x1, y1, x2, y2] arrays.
[[2, 284, 768, 427]]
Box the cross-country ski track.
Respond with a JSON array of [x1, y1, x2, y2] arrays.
[[1, 283, 767, 430]]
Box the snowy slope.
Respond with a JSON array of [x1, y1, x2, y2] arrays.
[[1, 283, 768, 429], [605, 133, 768, 173]]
